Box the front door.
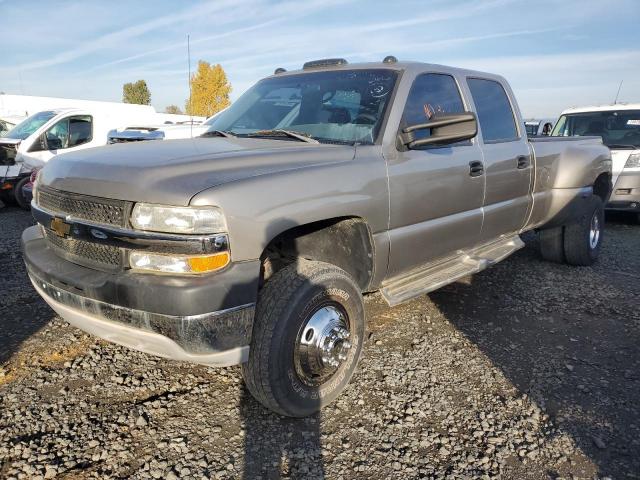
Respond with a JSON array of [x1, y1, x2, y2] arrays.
[[21, 115, 94, 168], [466, 78, 532, 242], [386, 73, 485, 278]]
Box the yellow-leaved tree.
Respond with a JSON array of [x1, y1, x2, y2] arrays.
[[185, 61, 232, 117]]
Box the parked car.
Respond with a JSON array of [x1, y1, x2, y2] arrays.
[[23, 58, 611, 416], [108, 110, 226, 143], [552, 104, 639, 222], [0, 105, 156, 208], [525, 118, 556, 136]]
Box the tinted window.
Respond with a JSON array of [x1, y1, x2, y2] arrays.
[[402, 73, 464, 142], [68, 116, 93, 147], [43, 115, 92, 150], [552, 110, 640, 148], [468, 78, 518, 142]]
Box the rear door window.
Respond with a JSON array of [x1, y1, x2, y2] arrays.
[[68, 116, 93, 147], [467, 78, 519, 143]]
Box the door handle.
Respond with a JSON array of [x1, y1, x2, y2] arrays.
[[469, 160, 484, 177], [517, 155, 530, 169]]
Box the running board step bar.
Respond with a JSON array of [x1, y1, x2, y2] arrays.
[[381, 235, 525, 306]]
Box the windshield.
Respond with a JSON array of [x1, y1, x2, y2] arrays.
[[4, 111, 57, 140], [205, 69, 398, 144], [552, 109, 640, 148]]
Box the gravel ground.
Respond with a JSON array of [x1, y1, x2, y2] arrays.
[[1, 206, 639, 479]]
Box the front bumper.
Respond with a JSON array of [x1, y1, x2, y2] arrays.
[[23, 226, 260, 366], [607, 171, 640, 211]]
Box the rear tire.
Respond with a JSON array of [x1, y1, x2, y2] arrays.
[[539, 226, 565, 263], [242, 259, 365, 417], [14, 176, 30, 210], [563, 195, 604, 266]]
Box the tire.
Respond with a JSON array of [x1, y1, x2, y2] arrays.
[[242, 259, 365, 417], [563, 195, 604, 266], [539, 226, 565, 263], [14, 176, 30, 210]]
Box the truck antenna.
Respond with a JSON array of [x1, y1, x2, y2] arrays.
[[187, 34, 193, 138], [614, 80, 623, 104]]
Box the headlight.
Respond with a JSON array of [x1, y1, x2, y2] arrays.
[[130, 204, 226, 234], [625, 153, 640, 168], [129, 251, 230, 274]]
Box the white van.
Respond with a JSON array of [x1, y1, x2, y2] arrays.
[[0, 105, 155, 207]]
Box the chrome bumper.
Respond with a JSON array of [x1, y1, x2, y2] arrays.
[[29, 270, 254, 367]]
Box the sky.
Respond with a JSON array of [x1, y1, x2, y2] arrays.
[[0, 0, 638, 118]]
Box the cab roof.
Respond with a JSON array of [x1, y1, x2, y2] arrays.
[[561, 103, 640, 115], [269, 59, 506, 83]]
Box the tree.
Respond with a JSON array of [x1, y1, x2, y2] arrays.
[[165, 105, 182, 114], [122, 80, 151, 105], [185, 61, 231, 117]]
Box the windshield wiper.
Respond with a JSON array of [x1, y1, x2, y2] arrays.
[[246, 129, 319, 144], [201, 130, 237, 138]]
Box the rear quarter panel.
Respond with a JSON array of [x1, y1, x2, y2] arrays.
[[526, 137, 611, 228]]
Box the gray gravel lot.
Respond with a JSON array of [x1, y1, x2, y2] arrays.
[[1, 207, 639, 479]]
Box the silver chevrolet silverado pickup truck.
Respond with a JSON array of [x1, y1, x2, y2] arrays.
[[23, 58, 611, 417]]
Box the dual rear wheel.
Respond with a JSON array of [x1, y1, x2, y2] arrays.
[[539, 195, 604, 266]]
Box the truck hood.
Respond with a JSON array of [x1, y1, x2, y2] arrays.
[[39, 137, 356, 205]]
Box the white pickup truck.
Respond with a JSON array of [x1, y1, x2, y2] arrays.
[[553, 104, 640, 222]]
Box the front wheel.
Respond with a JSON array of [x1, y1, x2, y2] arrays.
[[14, 176, 31, 210], [563, 195, 604, 266], [242, 259, 365, 417]]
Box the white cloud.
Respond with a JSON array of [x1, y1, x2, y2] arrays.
[[0, 0, 242, 72]]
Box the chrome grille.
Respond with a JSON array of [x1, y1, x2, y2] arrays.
[[38, 187, 127, 227], [44, 228, 122, 269]]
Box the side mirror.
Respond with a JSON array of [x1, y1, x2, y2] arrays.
[[400, 112, 478, 149]]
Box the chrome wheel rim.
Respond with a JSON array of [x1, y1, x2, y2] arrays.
[[294, 304, 352, 386], [589, 212, 601, 250]]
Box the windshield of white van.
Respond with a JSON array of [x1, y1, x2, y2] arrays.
[[205, 69, 398, 145], [552, 110, 640, 149], [5, 111, 57, 140]]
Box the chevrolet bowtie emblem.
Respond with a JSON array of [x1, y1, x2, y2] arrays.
[[50, 217, 71, 238]]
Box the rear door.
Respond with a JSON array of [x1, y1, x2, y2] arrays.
[[386, 72, 485, 277], [466, 78, 532, 242]]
